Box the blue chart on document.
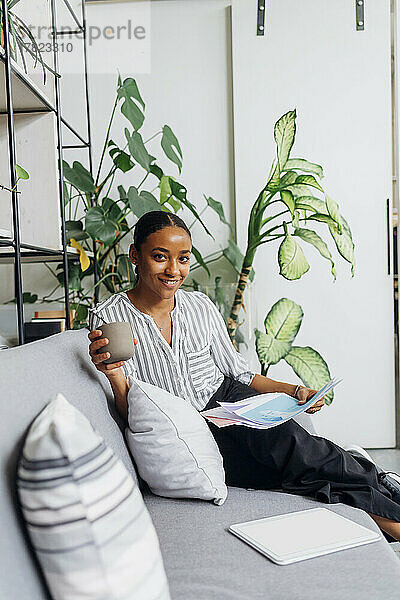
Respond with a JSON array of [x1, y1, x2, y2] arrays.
[[201, 378, 343, 429]]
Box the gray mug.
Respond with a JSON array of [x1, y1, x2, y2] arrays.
[[95, 322, 135, 364]]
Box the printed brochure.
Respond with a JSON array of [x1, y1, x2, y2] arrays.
[[201, 378, 342, 429]]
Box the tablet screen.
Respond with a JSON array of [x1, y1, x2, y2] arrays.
[[230, 508, 380, 560]]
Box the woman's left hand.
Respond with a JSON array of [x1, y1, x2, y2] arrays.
[[296, 386, 325, 414]]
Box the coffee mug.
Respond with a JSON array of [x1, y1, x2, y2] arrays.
[[95, 322, 135, 364]]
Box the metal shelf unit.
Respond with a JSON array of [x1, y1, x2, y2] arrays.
[[0, 0, 97, 344]]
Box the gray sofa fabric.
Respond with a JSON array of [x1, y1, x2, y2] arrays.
[[0, 329, 137, 600], [1, 329, 400, 600], [145, 487, 400, 600]]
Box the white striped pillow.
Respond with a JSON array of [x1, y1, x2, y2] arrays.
[[17, 394, 171, 600]]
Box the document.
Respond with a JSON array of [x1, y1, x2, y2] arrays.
[[201, 378, 342, 428]]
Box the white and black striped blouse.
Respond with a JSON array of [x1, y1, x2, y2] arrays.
[[89, 289, 256, 411]]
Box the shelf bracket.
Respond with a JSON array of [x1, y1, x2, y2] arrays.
[[356, 0, 365, 31], [257, 0, 265, 36]]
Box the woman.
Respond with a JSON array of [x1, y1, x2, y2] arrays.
[[88, 210, 400, 541]]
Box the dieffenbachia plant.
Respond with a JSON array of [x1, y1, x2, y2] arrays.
[[227, 109, 355, 346], [256, 297, 335, 404]]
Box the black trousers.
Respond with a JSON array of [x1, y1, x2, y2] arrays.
[[204, 376, 400, 524]]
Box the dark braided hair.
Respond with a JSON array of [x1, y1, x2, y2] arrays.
[[132, 211, 191, 280]]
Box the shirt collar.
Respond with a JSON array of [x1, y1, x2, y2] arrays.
[[120, 289, 181, 317]]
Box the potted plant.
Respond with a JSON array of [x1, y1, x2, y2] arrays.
[[226, 110, 355, 349]]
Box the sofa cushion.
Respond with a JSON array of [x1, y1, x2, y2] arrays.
[[143, 485, 400, 600], [126, 375, 227, 505], [17, 394, 170, 600], [0, 329, 136, 600]]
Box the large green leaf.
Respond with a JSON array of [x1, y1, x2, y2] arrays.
[[117, 254, 135, 283], [325, 194, 341, 226], [295, 196, 328, 214], [168, 179, 214, 239], [255, 330, 292, 366], [295, 174, 324, 192], [274, 110, 297, 171], [149, 164, 164, 180], [284, 346, 334, 403], [329, 214, 355, 276], [159, 175, 172, 204], [127, 186, 161, 218], [307, 213, 341, 231], [283, 158, 323, 179], [222, 239, 255, 282], [63, 160, 95, 193], [278, 234, 310, 280], [117, 77, 145, 130], [102, 197, 123, 222], [264, 297, 303, 341], [85, 206, 118, 246], [280, 190, 295, 215], [293, 228, 336, 280], [266, 171, 298, 192], [205, 195, 234, 233], [8, 291, 38, 304], [108, 143, 134, 173], [279, 171, 298, 187], [125, 129, 156, 172], [268, 170, 297, 192], [191, 246, 210, 276], [56, 262, 83, 292], [268, 110, 297, 187], [65, 220, 88, 243], [15, 164, 29, 180], [158, 175, 181, 212], [161, 125, 183, 174], [292, 210, 300, 228], [284, 183, 313, 197]]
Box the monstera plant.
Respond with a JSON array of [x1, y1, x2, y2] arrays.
[[255, 298, 335, 404], [227, 110, 355, 347], [28, 75, 246, 331]]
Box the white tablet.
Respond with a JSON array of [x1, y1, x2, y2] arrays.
[[229, 508, 381, 565]]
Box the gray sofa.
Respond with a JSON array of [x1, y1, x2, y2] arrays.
[[1, 329, 400, 600]]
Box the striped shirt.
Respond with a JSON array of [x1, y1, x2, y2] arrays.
[[89, 289, 256, 411]]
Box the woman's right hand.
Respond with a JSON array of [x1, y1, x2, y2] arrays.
[[88, 329, 138, 378]]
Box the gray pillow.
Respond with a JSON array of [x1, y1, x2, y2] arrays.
[[17, 393, 171, 600], [126, 376, 227, 505]]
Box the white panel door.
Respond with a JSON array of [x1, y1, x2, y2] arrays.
[[231, 0, 395, 448]]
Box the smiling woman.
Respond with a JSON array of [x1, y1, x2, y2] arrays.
[[87, 210, 400, 542]]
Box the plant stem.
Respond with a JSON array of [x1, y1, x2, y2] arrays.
[[188, 205, 207, 230], [40, 283, 61, 301], [144, 131, 162, 144], [189, 254, 223, 273], [104, 169, 117, 199], [137, 172, 149, 190], [249, 233, 284, 251], [189, 249, 223, 270], [43, 263, 58, 278], [260, 208, 290, 229], [261, 363, 270, 377], [95, 96, 118, 187], [227, 264, 253, 348], [73, 198, 80, 221]]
